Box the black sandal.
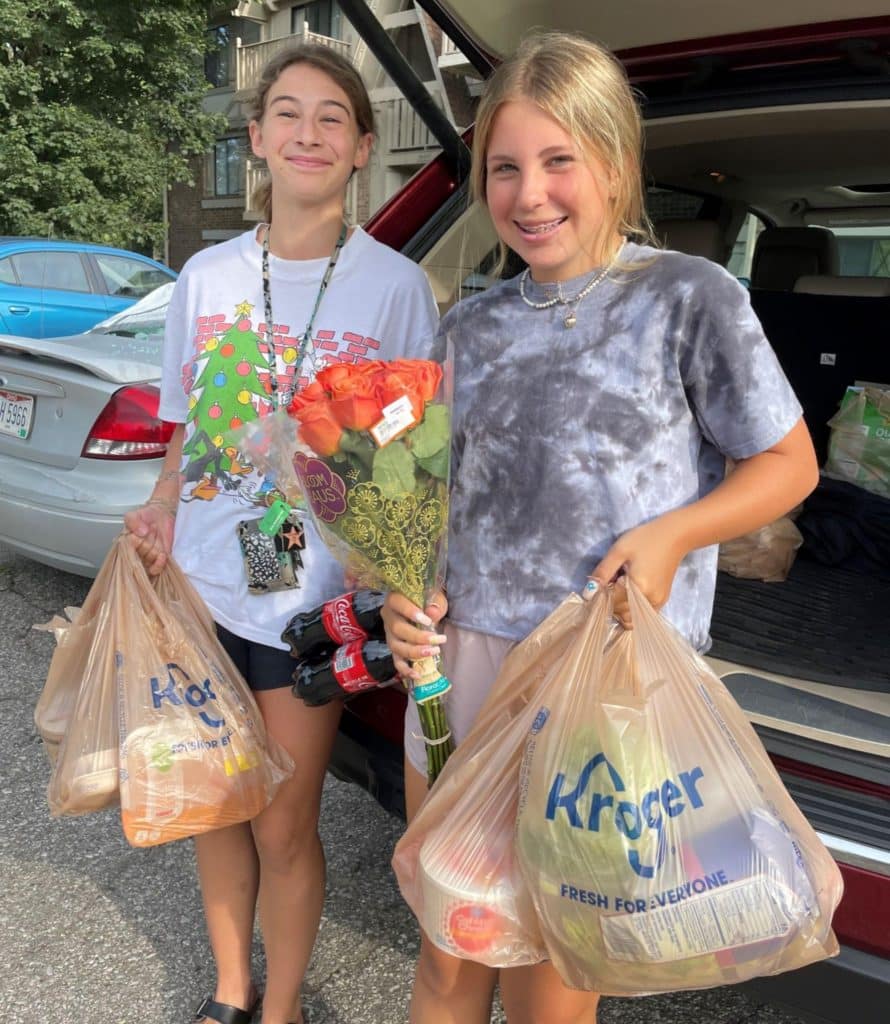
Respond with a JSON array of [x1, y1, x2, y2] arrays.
[[192, 990, 262, 1024]]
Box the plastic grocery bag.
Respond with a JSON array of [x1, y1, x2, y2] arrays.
[[41, 535, 293, 842], [824, 384, 890, 499], [34, 550, 119, 773], [113, 539, 293, 846], [717, 516, 803, 582], [516, 582, 843, 996], [36, 551, 124, 813], [392, 596, 596, 967]]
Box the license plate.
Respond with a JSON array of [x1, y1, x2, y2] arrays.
[[0, 388, 34, 439]]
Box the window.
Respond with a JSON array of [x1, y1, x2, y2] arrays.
[[12, 251, 91, 293], [292, 0, 341, 39], [205, 18, 261, 88], [0, 257, 16, 285], [727, 212, 766, 283], [834, 231, 890, 277], [94, 255, 172, 299], [206, 137, 247, 198], [646, 187, 706, 222]]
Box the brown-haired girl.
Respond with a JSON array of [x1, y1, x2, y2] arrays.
[[126, 44, 437, 1024], [383, 30, 817, 1024]]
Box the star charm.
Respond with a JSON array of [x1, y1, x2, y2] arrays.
[[282, 524, 304, 550], [235, 299, 255, 318]]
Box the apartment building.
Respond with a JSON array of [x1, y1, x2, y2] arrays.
[[167, 0, 477, 270]]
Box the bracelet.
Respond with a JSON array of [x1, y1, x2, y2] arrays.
[[145, 496, 178, 517]]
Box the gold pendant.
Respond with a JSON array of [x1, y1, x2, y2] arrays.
[[564, 310, 577, 328]]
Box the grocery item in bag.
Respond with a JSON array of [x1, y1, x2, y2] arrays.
[[718, 515, 803, 582], [824, 384, 890, 499], [516, 582, 843, 995], [393, 603, 595, 967]]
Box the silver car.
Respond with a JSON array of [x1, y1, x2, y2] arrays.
[[0, 284, 174, 576]]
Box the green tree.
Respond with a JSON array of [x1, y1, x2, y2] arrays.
[[0, 0, 226, 253]]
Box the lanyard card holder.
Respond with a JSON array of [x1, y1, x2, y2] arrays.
[[237, 505, 305, 595]]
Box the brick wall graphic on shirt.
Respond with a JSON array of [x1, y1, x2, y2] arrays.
[[180, 301, 382, 503]]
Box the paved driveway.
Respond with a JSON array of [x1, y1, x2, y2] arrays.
[[0, 545, 808, 1024]]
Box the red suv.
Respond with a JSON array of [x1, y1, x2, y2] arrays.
[[331, 3, 890, 1022]]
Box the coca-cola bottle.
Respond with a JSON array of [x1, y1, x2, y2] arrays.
[[292, 639, 396, 706], [281, 589, 386, 661]]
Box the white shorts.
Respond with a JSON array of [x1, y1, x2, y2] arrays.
[[404, 622, 515, 777]]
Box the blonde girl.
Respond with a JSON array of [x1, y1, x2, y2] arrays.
[[383, 30, 817, 1024]]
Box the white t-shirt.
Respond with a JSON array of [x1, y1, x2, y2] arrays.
[[158, 226, 439, 648]]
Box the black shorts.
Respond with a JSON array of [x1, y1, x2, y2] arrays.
[[215, 623, 296, 692]]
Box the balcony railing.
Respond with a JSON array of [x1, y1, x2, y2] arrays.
[[236, 30, 352, 94], [383, 95, 440, 152]]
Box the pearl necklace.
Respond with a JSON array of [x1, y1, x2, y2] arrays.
[[518, 263, 611, 328]]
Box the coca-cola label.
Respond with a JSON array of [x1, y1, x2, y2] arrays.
[[322, 595, 368, 645], [332, 641, 380, 694]]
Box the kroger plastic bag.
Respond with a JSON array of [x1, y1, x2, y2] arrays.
[[717, 515, 803, 583], [391, 596, 596, 966], [516, 581, 843, 995], [39, 535, 293, 842], [824, 384, 890, 499], [111, 538, 294, 846]]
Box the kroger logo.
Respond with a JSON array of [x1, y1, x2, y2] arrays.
[[150, 663, 224, 729], [545, 752, 705, 878]]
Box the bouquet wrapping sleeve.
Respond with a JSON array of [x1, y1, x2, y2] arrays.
[[228, 407, 306, 508], [515, 581, 844, 995], [392, 595, 595, 967]]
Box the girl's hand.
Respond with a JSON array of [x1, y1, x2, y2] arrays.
[[589, 519, 686, 629], [381, 590, 448, 680], [123, 503, 175, 576]]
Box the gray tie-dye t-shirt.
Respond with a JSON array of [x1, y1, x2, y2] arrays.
[[432, 242, 802, 650]]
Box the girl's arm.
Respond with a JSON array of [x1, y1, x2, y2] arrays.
[[591, 417, 818, 626], [123, 423, 184, 575]]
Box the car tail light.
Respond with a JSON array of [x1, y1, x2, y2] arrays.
[[832, 861, 890, 959], [83, 385, 174, 459]]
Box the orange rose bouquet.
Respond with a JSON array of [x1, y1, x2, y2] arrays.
[[291, 357, 454, 783]]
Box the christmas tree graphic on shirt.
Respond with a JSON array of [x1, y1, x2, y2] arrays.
[[182, 301, 280, 502]]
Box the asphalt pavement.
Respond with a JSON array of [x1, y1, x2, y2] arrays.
[[0, 545, 809, 1024]]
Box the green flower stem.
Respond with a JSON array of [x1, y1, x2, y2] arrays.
[[413, 653, 455, 784]]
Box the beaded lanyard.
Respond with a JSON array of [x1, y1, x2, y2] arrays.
[[261, 220, 347, 410]]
